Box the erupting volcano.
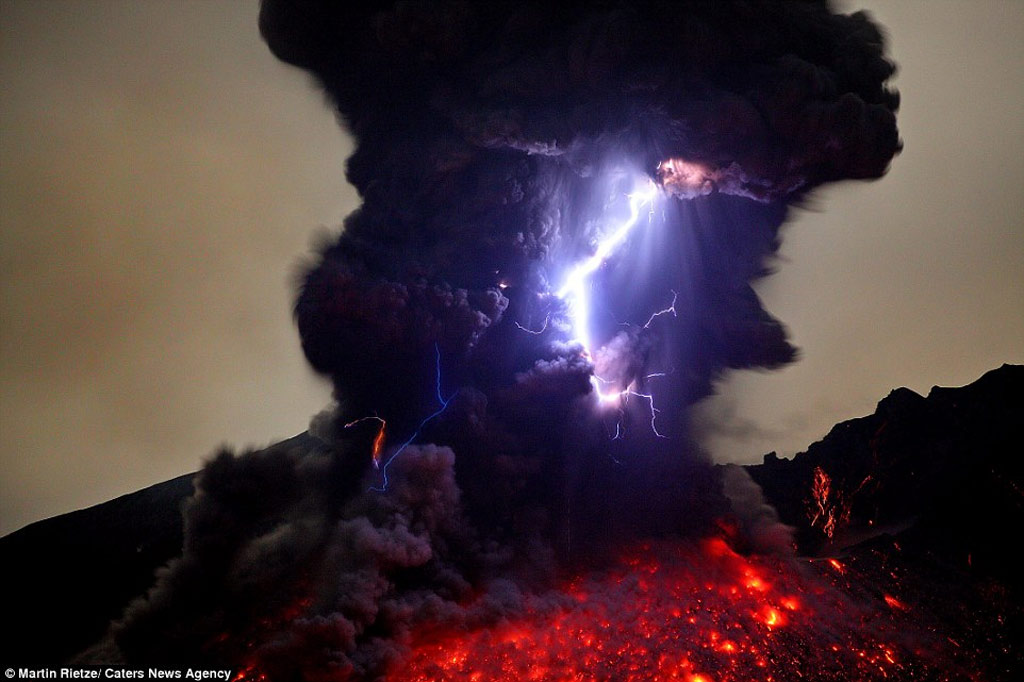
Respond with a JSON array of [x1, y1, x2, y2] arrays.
[[384, 539, 955, 682], [76, 0, 1010, 678]]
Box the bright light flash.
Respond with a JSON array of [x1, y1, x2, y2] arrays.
[[557, 180, 659, 352], [556, 178, 660, 404]]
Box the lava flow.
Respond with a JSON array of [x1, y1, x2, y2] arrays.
[[808, 467, 848, 540], [390, 538, 963, 682]]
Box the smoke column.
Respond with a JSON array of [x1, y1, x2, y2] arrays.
[[113, 1, 900, 677]]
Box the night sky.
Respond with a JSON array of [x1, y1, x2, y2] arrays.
[[1, 0, 1022, 536]]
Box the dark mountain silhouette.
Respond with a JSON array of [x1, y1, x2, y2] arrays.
[[0, 432, 315, 664], [748, 363, 1024, 586], [2, 367, 1020, 666], [1, 472, 193, 664]]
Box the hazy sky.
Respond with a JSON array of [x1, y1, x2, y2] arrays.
[[1, 1, 1021, 535]]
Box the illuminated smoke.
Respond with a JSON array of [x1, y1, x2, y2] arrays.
[[721, 464, 795, 556], [114, 0, 902, 677]]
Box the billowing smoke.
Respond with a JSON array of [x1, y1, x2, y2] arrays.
[[113, 0, 899, 676], [720, 464, 795, 556]]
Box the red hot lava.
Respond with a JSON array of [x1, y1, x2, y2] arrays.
[[225, 530, 989, 682], [387, 538, 961, 682], [809, 466, 850, 540]]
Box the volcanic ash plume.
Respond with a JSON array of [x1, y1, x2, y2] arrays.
[[114, 1, 901, 677]]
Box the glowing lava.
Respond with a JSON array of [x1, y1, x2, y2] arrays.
[[390, 538, 952, 682], [344, 416, 387, 469], [809, 466, 851, 539], [226, 533, 988, 682]]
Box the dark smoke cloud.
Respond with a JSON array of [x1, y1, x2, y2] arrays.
[[114, 0, 899, 675], [263, 0, 899, 421], [115, 436, 550, 676]]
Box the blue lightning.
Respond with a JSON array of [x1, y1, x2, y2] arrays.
[[370, 342, 454, 492], [608, 372, 672, 441], [548, 175, 684, 442], [555, 177, 669, 408], [625, 389, 667, 438], [366, 174, 678, 486], [557, 179, 659, 366], [643, 289, 678, 329]]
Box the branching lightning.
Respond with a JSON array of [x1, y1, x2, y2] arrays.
[[609, 373, 671, 441], [643, 290, 677, 329], [557, 179, 659, 365], [367, 175, 674, 471], [626, 389, 667, 439], [369, 343, 454, 492], [550, 176, 678, 439]]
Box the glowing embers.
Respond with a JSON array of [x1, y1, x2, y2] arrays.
[[391, 539, 924, 682], [350, 343, 454, 491], [808, 466, 852, 540], [344, 416, 387, 469], [231, 665, 268, 682]]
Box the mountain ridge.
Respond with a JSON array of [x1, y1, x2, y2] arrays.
[[2, 365, 1020, 665]]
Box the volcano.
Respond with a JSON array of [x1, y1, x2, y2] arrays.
[[4, 1, 1018, 679], [3, 365, 1021, 679]]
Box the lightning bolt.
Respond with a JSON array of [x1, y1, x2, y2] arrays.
[[366, 175, 676, 482], [369, 343, 454, 492], [608, 372, 672, 441], [555, 178, 668, 402], [643, 289, 677, 329], [550, 175, 681, 440], [515, 314, 550, 335], [557, 179, 659, 363]]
